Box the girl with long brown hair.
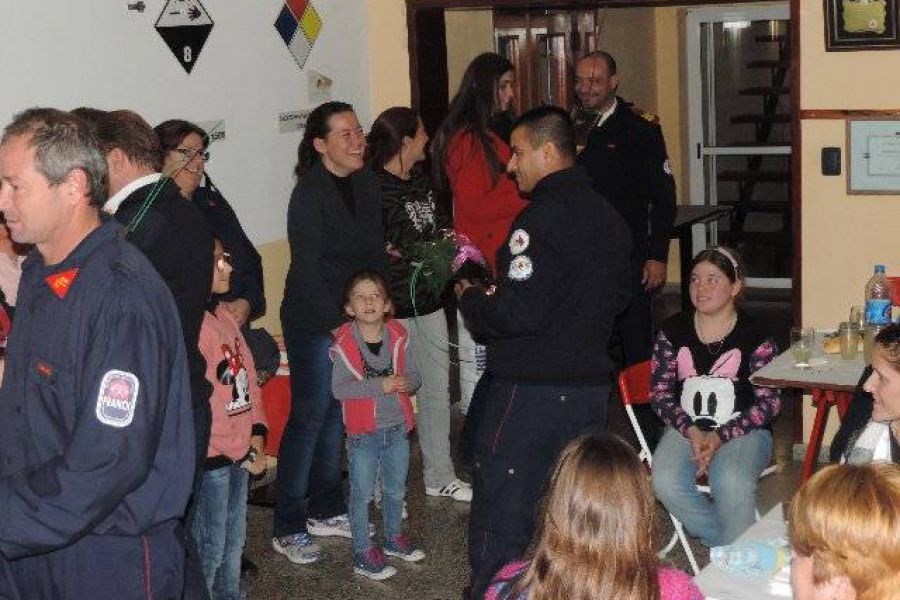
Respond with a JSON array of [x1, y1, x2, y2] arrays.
[[484, 432, 702, 600]]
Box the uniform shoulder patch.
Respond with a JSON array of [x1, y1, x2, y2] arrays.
[[630, 106, 660, 124], [508, 229, 530, 255], [508, 255, 534, 281], [95, 370, 140, 428]]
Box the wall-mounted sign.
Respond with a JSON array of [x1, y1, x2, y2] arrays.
[[278, 110, 310, 134], [155, 0, 214, 73], [307, 69, 333, 104], [198, 120, 226, 142], [274, 0, 322, 70], [847, 119, 900, 194]]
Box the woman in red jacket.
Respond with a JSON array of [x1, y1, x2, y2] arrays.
[[431, 52, 526, 414]]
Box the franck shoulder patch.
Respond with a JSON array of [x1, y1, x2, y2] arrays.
[[95, 370, 140, 428], [508, 229, 530, 255], [508, 255, 534, 281]]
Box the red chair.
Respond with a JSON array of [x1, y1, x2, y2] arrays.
[[618, 361, 701, 575]]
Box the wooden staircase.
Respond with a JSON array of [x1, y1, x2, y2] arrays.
[[717, 29, 792, 278]]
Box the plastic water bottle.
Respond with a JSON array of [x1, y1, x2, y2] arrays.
[[865, 265, 892, 326], [710, 541, 789, 578]]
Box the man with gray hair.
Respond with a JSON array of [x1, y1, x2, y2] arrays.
[[0, 108, 194, 598]]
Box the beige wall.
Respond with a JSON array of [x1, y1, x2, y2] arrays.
[[799, 1, 900, 439], [367, 0, 412, 114], [598, 8, 659, 116], [445, 10, 495, 97]]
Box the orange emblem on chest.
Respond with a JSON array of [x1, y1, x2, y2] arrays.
[[45, 268, 79, 299]]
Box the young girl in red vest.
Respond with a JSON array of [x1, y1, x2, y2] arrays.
[[331, 270, 425, 580]]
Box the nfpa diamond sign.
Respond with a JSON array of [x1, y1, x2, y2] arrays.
[[156, 0, 214, 74], [275, 0, 322, 70]]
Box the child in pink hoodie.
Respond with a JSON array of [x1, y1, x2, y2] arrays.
[[192, 239, 267, 600]]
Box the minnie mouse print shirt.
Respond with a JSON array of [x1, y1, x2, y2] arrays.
[[650, 311, 781, 443]]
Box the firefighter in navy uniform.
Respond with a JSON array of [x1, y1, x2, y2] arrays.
[[455, 106, 632, 599], [575, 51, 676, 447], [0, 109, 194, 599]]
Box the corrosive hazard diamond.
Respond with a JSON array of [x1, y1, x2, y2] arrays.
[[156, 0, 214, 74], [275, 0, 322, 70]]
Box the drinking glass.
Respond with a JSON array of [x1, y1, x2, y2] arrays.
[[790, 327, 815, 368], [849, 305, 864, 328], [864, 324, 885, 365], [838, 321, 860, 360]]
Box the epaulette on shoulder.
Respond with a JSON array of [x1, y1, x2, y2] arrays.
[[630, 106, 660, 124]]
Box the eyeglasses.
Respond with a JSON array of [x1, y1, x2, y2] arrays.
[[175, 147, 210, 162], [352, 292, 383, 303]]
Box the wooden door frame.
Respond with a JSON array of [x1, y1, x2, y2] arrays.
[[407, 0, 802, 325]]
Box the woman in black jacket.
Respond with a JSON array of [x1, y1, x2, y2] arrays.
[[155, 119, 266, 326], [274, 102, 388, 563], [831, 325, 900, 464], [367, 107, 471, 503]]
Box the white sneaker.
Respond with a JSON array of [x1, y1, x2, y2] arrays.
[[425, 479, 472, 502], [307, 514, 375, 538], [271, 533, 321, 564]]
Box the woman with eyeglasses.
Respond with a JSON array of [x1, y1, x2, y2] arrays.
[[155, 120, 265, 328], [274, 101, 388, 565]]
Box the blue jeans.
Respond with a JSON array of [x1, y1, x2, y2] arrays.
[[347, 423, 409, 555], [190, 464, 248, 600], [273, 326, 347, 537], [652, 427, 773, 547]]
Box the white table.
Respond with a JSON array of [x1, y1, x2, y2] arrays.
[[695, 504, 792, 600]]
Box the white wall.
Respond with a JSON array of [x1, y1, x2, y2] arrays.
[[0, 0, 371, 245]]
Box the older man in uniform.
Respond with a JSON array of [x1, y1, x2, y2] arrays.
[[0, 109, 194, 598], [456, 105, 632, 598], [575, 51, 677, 445]]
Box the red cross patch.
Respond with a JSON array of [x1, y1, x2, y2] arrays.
[[45, 268, 79, 299]]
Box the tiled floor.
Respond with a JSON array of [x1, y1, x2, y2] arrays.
[[241, 391, 801, 600]]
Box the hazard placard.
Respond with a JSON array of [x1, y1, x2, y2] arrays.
[[155, 0, 214, 74]]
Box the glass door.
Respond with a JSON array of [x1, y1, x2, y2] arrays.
[[686, 4, 792, 287]]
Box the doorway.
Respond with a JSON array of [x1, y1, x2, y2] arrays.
[[685, 4, 793, 287]]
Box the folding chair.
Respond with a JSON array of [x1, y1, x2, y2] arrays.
[[617, 360, 777, 576]]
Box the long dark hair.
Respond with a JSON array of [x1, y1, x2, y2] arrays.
[[366, 106, 420, 170], [294, 101, 354, 179], [430, 52, 514, 193]]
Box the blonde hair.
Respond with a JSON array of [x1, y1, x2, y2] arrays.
[[513, 433, 660, 600], [789, 463, 900, 600]]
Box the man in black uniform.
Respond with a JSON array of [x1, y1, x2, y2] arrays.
[[575, 51, 677, 444], [0, 108, 194, 598], [456, 106, 632, 598]]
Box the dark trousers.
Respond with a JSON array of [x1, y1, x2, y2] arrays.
[[0, 520, 184, 600], [611, 259, 663, 449], [467, 380, 607, 599], [273, 326, 347, 537]]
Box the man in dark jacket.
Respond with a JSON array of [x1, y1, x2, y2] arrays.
[[0, 108, 194, 598], [96, 110, 214, 468], [456, 105, 632, 598]]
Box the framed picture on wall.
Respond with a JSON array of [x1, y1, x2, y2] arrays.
[[825, 0, 900, 50]]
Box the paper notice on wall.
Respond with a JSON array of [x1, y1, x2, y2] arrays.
[[198, 120, 226, 142], [307, 69, 333, 104], [867, 135, 900, 175], [278, 110, 310, 134]]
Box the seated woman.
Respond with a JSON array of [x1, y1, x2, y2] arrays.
[[485, 432, 702, 600], [790, 462, 900, 600], [830, 324, 900, 464], [651, 247, 781, 547]]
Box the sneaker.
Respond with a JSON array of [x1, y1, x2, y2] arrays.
[[307, 514, 375, 538], [271, 533, 321, 565], [384, 534, 426, 562], [425, 479, 473, 502], [353, 547, 397, 580]]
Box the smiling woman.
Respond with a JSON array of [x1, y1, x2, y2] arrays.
[[273, 101, 389, 563]]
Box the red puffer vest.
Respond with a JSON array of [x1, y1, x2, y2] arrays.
[[330, 320, 416, 435]]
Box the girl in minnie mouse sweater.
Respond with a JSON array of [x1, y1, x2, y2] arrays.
[[650, 247, 780, 548], [193, 239, 267, 600]]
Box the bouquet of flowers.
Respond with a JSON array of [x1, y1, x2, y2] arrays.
[[404, 230, 491, 300]]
